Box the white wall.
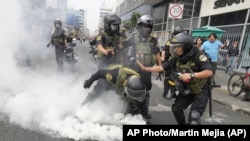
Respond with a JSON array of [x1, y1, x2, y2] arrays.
[[200, 0, 250, 17]]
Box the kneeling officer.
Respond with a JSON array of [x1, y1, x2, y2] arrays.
[[83, 64, 147, 115]]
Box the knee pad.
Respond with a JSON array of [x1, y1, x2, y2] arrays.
[[189, 110, 201, 125]]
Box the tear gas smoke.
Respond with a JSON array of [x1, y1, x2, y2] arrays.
[[0, 1, 145, 141]]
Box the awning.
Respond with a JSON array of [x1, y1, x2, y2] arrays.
[[191, 25, 225, 38]]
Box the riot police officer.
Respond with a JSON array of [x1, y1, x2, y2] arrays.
[[161, 26, 184, 99], [48, 19, 67, 72], [86, 14, 122, 105], [96, 14, 122, 69], [137, 33, 213, 125], [123, 15, 161, 119], [83, 64, 147, 116]]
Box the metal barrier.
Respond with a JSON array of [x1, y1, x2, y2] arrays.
[[218, 49, 228, 67]]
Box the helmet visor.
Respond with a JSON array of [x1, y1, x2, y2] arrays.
[[55, 23, 61, 28], [124, 87, 146, 102], [139, 24, 151, 37], [111, 24, 120, 33], [169, 43, 183, 57]]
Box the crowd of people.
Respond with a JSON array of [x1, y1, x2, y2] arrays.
[[47, 13, 250, 125]]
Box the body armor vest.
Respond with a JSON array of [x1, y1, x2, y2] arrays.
[[107, 64, 140, 95], [134, 35, 156, 66], [52, 29, 64, 46], [176, 60, 208, 94], [97, 32, 120, 59]]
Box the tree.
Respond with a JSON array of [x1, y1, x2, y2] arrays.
[[122, 12, 141, 33], [123, 20, 132, 32], [130, 12, 141, 29]]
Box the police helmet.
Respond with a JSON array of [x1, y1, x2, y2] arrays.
[[54, 19, 62, 28], [104, 14, 121, 34], [137, 15, 154, 37], [170, 33, 194, 56], [173, 26, 184, 36], [124, 75, 146, 102]]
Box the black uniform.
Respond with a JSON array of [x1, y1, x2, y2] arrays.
[[123, 33, 159, 119], [50, 28, 67, 72], [162, 47, 213, 124], [162, 40, 172, 61], [82, 64, 146, 116], [123, 34, 159, 90], [96, 32, 120, 69], [82, 67, 119, 105], [162, 39, 173, 99]]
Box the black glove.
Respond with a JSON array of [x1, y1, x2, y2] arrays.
[[83, 80, 92, 89], [107, 51, 112, 57]]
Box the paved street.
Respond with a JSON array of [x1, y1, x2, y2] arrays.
[[0, 41, 250, 141]]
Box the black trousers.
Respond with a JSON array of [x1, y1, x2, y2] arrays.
[[55, 46, 65, 72], [172, 88, 209, 124]]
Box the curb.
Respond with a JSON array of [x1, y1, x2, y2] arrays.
[[212, 88, 250, 116], [152, 72, 250, 116], [213, 97, 250, 116]]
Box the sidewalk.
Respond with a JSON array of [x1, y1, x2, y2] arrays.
[[213, 68, 250, 116], [153, 68, 250, 116]]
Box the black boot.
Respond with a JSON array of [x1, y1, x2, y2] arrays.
[[162, 78, 170, 99], [140, 93, 151, 119]]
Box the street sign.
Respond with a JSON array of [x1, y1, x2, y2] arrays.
[[168, 3, 184, 19]]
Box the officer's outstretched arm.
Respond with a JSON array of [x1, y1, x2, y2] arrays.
[[136, 60, 164, 73], [161, 50, 166, 62], [156, 53, 162, 66], [83, 70, 105, 89]]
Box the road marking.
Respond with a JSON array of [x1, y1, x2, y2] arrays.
[[149, 104, 171, 112]]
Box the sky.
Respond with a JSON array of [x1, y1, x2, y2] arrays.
[[68, 0, 116, 36]]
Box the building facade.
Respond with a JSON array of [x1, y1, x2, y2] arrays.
[[99, 7, 113, 29], [114, 0, 151, 21], [21, 0, 47, 41], [148, 0, 202, 46], [114, 0, 250, 71], [45, 0, 67, 22], [199, 0, 250, 70]]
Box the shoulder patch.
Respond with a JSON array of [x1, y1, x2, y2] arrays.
[[96, 35, 102, 41], [105, 73, 112, 81], [199, 54, 208, 62]]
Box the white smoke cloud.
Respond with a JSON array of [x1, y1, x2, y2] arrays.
[[0, 1, 145, 141]]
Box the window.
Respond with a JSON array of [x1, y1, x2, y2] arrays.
[[210, 10, 247, 26]]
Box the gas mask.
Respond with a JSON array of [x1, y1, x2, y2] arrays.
[[55, 23, 61, 28], [139, 24, 151, 38], [110, 24, 120, 34]]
